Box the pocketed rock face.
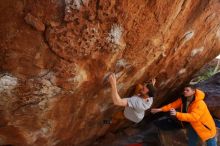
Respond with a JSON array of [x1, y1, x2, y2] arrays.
[[0, 0, 220, 145]]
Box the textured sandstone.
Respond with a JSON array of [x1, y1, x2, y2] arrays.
[[0, 0, 220, 145], [24, 13, 45, 32]]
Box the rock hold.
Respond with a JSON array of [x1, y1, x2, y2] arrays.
[[24, 13, 45, 32]]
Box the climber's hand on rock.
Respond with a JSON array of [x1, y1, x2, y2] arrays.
[[151, 108, 162, 114], [170, 108, 177, 116], [108, 73, 117, 87], [151, 78, 156, 86]]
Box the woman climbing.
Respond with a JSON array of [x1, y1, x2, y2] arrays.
[[108, 73, 156, 123]]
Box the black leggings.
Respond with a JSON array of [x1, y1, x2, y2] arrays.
[[153, 116, 185, 131]]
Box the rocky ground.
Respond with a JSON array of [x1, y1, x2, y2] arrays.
[[93, 121, 220, 146]]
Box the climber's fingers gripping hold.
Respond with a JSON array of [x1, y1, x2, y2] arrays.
[[151, 78, 156, 86], [108, 73, 117, 87]]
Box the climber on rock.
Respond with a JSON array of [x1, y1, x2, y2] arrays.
[[151, 85, 217, 146], [108, 73, 156, 123]]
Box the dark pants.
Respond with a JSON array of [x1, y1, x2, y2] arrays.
[[154, 116, 183, 131]]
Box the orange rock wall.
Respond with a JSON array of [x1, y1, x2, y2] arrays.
[[0, 0, 220, 145]]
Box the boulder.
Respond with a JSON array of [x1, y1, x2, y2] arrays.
[[0, 0, 220, 145], [197, 72, 220, 119]]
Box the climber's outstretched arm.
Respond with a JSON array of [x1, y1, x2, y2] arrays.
[[109, 73, 128, 107], [151, 98, 182, 114]]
